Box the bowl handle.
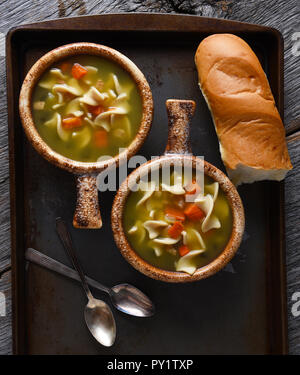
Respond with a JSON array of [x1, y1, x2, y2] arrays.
[[73, 174, 102, 229], [165, 99, 196, 154]]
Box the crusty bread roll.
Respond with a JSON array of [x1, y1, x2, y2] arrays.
[[195, 33, 292, 186]]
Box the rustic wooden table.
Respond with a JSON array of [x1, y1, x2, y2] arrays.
[[0, 0, 299, 355]]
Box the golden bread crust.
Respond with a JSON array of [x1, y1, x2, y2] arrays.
[[195, 33, 292, 177]]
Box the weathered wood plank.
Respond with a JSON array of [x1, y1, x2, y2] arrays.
[[285, 138, 300, 355], [0, 0, 299, 355], [0, 54, 10, 272]]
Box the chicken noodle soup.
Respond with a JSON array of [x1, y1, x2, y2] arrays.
[[124, 169, 233, 275], [32, 55, 143, 162]]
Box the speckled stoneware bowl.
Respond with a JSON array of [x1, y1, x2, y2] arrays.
[[111, 99, 245, 282], [19, 42, 153, 229]]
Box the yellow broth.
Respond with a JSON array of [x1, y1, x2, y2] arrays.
[[32, 55, 143, 162], [124, 172, 233, 273]]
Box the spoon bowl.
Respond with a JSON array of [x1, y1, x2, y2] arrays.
[[110, 284, 155, 317], [85, 298, 116, 347]]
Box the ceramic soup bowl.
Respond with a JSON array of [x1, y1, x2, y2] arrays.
[[111, 99, 245, 282], [19, 42, 153, 228]]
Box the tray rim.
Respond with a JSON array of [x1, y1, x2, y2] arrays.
[[6, 12, 285, 36], [6, 12, 288, 355]]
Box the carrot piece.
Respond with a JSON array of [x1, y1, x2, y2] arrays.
[[184, 204, 205, 221], [71, 63, 88, 79], [185, 178, 201, 196], [179, 245, 190, 257], [60, 62, 72, 73], [62, 117, 83, 129], [94, 130, 108, 148], [168, 221, 184, 239], [165, 207, 185, 221], [87, 105, 104, 116]]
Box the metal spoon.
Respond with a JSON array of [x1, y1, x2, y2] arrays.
[[25, 247, 155, 317], [56, 217, 116, 347]]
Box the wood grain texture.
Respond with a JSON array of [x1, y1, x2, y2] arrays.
[[285, 139, 300, 355], [0, 57, 10, 272], [0, 0, 299, 355]]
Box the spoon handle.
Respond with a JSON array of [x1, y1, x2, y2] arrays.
[[25, 247, 110, 294], [56, 217, 93, 300]]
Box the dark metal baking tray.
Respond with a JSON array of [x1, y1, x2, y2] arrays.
[[6, 13, 288, 354]]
